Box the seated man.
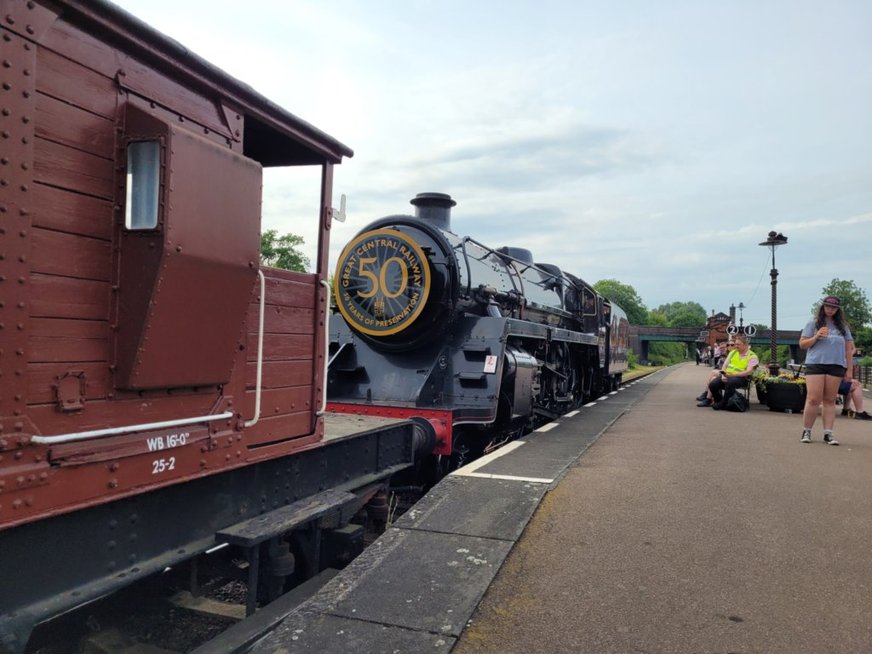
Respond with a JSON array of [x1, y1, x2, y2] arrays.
[[839, 378, 871, 420], [705, 335, 758, 410], [696, 341, 736, 406]]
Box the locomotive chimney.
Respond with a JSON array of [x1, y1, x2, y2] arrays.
[[410, 192, 456, 231]]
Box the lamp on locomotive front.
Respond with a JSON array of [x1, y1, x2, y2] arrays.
[[758, 230, 788, 376]]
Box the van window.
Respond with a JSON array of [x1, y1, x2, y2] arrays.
[[125, 140, 160, 230]]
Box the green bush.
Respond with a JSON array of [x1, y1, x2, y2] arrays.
[[628, 350, 638, 369], [860, 356, 872, 367]]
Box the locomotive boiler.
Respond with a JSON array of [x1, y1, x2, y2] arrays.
[[328, 193, 630, 468]]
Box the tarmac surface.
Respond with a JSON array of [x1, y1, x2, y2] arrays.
[[247, 363, 872, 653]]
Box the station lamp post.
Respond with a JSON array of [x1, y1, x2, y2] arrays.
[[738, 302, 745, 328], [758, 231, 788, 376]]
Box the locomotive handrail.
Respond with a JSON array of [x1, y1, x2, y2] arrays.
[[30, 412, 235, 445], [244, 269, 266, 428], [457, 236, 526, 301], [456, 238, 474, 297]]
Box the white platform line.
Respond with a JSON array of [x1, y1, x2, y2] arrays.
[[535, 422, 559, 432], [457, 471, 554, 484], [583, 401, 598, 407], [451, 440, 526, 476], [565, 410, 581, 417]]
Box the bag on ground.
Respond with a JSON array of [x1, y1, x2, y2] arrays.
[[725, 392, 749, 413]]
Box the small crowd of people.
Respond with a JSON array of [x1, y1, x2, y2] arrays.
[[693, 295, 870, 445]]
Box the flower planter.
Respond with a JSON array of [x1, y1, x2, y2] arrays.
[[754, 382, 768, 405], [764, 382, 806, 413]]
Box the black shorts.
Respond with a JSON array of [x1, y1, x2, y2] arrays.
[[804, 364, 846, 377]]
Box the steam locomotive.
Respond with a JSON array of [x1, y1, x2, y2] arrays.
[[0, 2, 428, 651], [328, 193, 630, 469]]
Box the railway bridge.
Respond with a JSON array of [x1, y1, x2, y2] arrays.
[[628, 325, 803, 365]]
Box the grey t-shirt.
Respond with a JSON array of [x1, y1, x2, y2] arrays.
[[801, 319, 853, 367]]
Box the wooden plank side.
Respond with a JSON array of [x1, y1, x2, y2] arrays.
[[42, 20, 231, 139], [31, 228, 112, 281], [30, 317, 107, 339], [245, 333, 315, 361], [36, 91, 116, 158], [32, 183, 114, 240], [243, 411, 313, 447], [28, 362, 112, 404], [246, 304, 315, 336], [28, 393, 226, 436], [36, 47, 118, 119], [30, 273, 110, 320], [243, 385, 312, 420], [34, 137, 114, 200], [245, 360, 313, 390], [30, 335, 107, 364], [261, 272, 318, 308]]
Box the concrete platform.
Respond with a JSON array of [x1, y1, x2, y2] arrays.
[[249, 373, 661, 652], [455, 363, 872, 654], [250, 364, 872, 653]]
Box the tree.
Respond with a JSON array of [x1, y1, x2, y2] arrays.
[[594, 279, 648, 325], [261, 229, 309, 272], [817, 279, 871, 329], [655, 301, 707, 327]]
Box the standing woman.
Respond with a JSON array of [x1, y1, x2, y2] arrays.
[[799, 296, 854, 445]]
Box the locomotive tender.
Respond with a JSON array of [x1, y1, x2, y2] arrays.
[[0, 2, 430, 650], [328, 193, 630, 468]]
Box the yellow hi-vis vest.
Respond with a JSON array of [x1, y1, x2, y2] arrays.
[[724, 349, 758, 374]]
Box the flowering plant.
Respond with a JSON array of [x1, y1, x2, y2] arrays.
[[753, 368, 806, 385]]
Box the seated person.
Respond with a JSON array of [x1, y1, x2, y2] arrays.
[[696, 341, 737, 405], [702, 335, 758, 410], [839, 378, 871, 420]]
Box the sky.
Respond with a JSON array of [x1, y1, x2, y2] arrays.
[[112, 0, 872, 330]]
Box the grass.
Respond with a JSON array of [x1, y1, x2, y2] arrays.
[[624, 364, 661, 381]]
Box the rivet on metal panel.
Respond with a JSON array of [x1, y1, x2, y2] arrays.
[[3, 15, 12, 25], [12, 499, 22, 509], [14, 422, 22, 431], [109, 462, 119, 471], [20, 162, 27, 170], [0, 83, 9, 91], [200, 460, 206, 467], [0, 179, 6, 186], [108, 479, 118, 489], [27, 1, 35, 9], [0, 156, 7, 162], [22, 90, 29, 98], [0, 110, 8, 117], [1, 60, 8, 68], [26, 25, 34, 35], [16, 475, 23, 486]]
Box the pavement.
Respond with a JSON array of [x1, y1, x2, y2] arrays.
[[247, 363, 872, 653], [454, 363, 872, 654]]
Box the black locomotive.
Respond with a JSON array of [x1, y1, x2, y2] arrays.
[[328, 193, 629, 468]]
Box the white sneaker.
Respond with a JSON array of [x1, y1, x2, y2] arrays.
[[824, 433, 839, 446], [801, 430, 811, 444]]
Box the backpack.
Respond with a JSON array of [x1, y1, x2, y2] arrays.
[[725, 392, 749, 413]]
